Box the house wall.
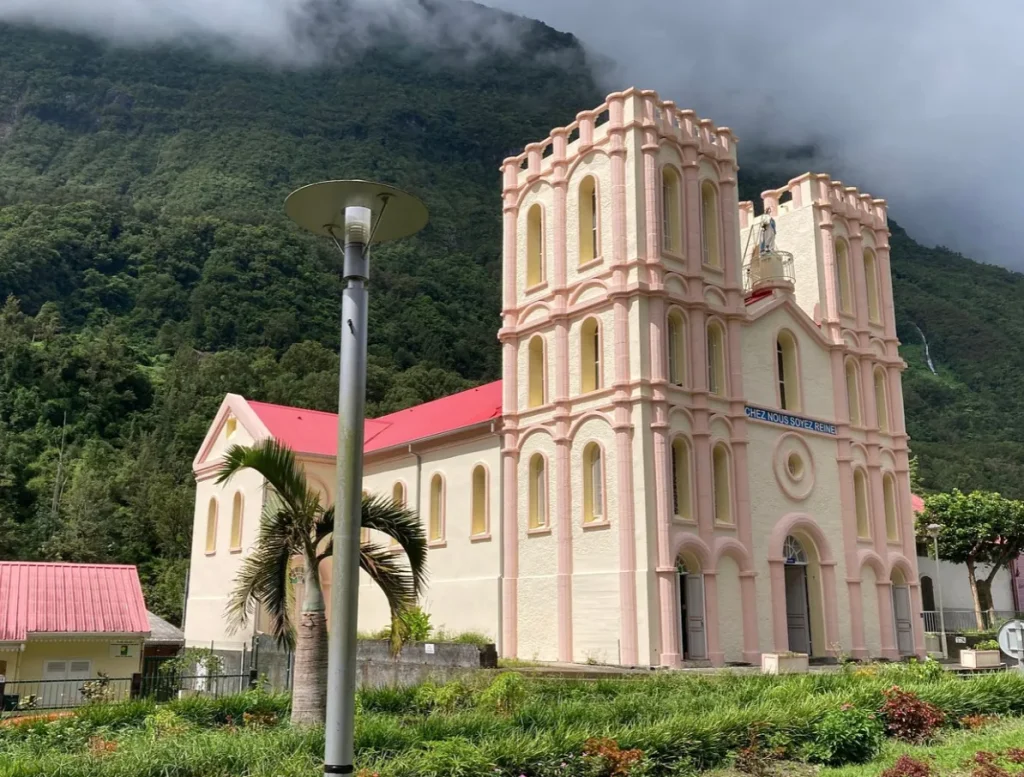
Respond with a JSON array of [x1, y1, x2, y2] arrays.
[[916, 556, 1017, 613], [9, 638, 144, 681]]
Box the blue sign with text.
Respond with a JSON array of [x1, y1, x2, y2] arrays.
[[744, 406, 837, 436]]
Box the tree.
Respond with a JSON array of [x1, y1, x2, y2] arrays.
[[919, 489, 1024, 629], [216, 439, 427, 726]]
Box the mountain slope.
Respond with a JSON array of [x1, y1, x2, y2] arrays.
[[0, 16, 1019, 621]]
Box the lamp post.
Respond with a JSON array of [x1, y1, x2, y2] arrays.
[[926, 523, 947, 660], [286, 181, 427, 777]]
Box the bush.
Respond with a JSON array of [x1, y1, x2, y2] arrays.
[[975, 639, 1001, 651], [803, 704, 883, 765], [881, 686, 945, 743], [478, 672, 527, 715], [880, 755, 933, 777]]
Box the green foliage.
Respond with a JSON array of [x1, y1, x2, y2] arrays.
[[803, 705, 883, 766], [161, 648, 224, 678], [478, 672, 527, 715], [975, 640, 1001, 651], [396, 606, 433, 642]]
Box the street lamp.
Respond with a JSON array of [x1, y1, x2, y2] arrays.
[[926, 523, 947, 660], [286, 180, 428, 777]]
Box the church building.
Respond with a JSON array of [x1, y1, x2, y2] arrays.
[[184, 88, 925, 667]]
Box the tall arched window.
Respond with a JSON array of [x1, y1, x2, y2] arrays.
[[776, 330, 800, 411], [835, 239, 853, 314], [471, 465, 488, 537], [361, 490, 371, 543], [883, 473, 899, 542], [671, 437, 691, 520], [583, 443, 604, 524], [854, 469, 871, 539], [526, 204, 544, 288], [874, 368, 890, 432], [528, 454, 547, 529], [667, 310, 686, 386], [528, 335, 546, 408], [864, 249, 881, 323], [205, 498, 218, 554], [662, 167, 682, 254], [845, 359, 861, 425], [579, 176, 599, 264], [229, 492, 244, 551], [700, 180, 720, 267], [581, 317, 601, 393], [390, 482, 405, 546], [706, 321, 726, 396], [712, 444, 732, 524], [429, 474, 444, 542]]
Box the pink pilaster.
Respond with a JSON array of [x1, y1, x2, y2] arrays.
[[615, 419, 639, 665], [703, 570, 724, 666], [718, 172, 740, 287], [552, 129, 569, 290], [875, 241, 898, 341], [848, 231, 869, 334], [768, 560, 788, 651], [501, 439, 519, 656], [555, 436, 573, 662], [875, 580, 899, 660], [739, 572, 760, 664], [682, 149, 701, 275], [818, 221, 843, 341]]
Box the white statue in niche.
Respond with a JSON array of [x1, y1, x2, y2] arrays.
[[759, 207, 777, 254]]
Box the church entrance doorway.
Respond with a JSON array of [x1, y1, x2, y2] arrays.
[[891, 568, 915, 656], [677, 555, 707, 661], [783, 535, 812, 655]]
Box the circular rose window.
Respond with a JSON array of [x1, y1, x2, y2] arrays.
[[774, 434, 815, 501]]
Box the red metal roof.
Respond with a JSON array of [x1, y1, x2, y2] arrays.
[[0, 562, 149, 642], [248, 380, 503, 457]]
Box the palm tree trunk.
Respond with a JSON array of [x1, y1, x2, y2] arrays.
[[291, 555, 328, 726]]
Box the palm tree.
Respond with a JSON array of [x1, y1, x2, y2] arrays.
[[216, 439, 427, 726]]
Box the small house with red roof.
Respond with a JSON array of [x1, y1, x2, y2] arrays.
[[185, 90, 936, 668], [0, 562, 149, 702]]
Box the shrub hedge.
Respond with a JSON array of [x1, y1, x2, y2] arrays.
[[2, 663, 1024, 777]]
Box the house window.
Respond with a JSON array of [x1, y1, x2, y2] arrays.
[[854, 469, 871, 539], [528, 335, 546, 408], [671, 437, 691, 520], [845, 359, 861, 425], [667, 310, 686, 386], [883, 473, 899, 542], [700, 180, 720, 267], [583, 443, 604, 524], [776, 330, 800, 411], [528, 454, 547, 529], [874, 368, 890, 432], [864, 249, 881, 323], [835, 239, 853, 314], [225, 417, 237, 438], [229, 492, 244, 551], [712, 443, 732, 525], [662, 167, 682, 254], [581, 317, 602, 393], [471, 465, 488, 537], [429, 474, 444, 542], [205, 498, 218, 554], [706, 321, 726, 396], [390, 482, 405, 546], [526, 204, 544, 288], [579, 176, 599, 264]]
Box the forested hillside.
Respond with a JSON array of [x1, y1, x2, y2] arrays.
[[1, 15, 1021, 623]]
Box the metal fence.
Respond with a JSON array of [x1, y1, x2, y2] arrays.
[[922, 609, 1024, 634], [1, 672, 255, 713]]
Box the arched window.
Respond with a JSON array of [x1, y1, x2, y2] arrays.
[[390, 482, 405, 546], [712, 443, 732, 524], [874, 368, 890, 432], [921, 575, 936, 612], [835, 239, 853, 314], [225, 416, 237, 439], [783, 535, 808, 565], [471, 465, 488, 537], [706, 321, 726, 396], [526, 204, 544, 288], [205, 498, 218, 554], [667, 310, 686, 386], [583, 443, 604, 524], [528, 454, 547, 529], [579, 176, 599, 264], [845, 359, 861, 425], [229, 492, 244, 551], [671, 437, 691, 520], [776, 330, 800, 411], [361, 490, 371, 543], [528, 335, 546, 408], [662, 167, 682, 254], [883, 473, 899, 542], [581, 317, 601, 393], [700, 180, 720, 267], [429, 474, 444, 542], [854, 468, 871, 539], [864, 249, 881, 323]]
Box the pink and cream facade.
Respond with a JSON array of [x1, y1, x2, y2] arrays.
[[496, 88, 922, 666], [185, 87, 923, 668]]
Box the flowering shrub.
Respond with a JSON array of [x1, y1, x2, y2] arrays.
[[880, 686, 945, 742]]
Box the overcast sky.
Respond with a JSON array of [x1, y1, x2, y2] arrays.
[[1, 0, 1020, 268]]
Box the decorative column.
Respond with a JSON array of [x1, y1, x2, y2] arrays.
[[818, 215, 843, 340], [703, 569, 724, 666], [848, 227, 869, 334], [501, 438, 519, 657], [876, 579, 899, 661], [682, 146, 701, 276], [768, 560, 788, 651], [554, 433, 573, 662]]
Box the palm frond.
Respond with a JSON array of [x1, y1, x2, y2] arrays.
[[359, 542, 420, 617], [216, 439, 319, 530]]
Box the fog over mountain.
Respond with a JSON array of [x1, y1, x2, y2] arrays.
[[1, 0, 1019, 268]]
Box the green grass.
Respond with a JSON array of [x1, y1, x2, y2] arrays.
[[3, 666, 1024, 776]]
